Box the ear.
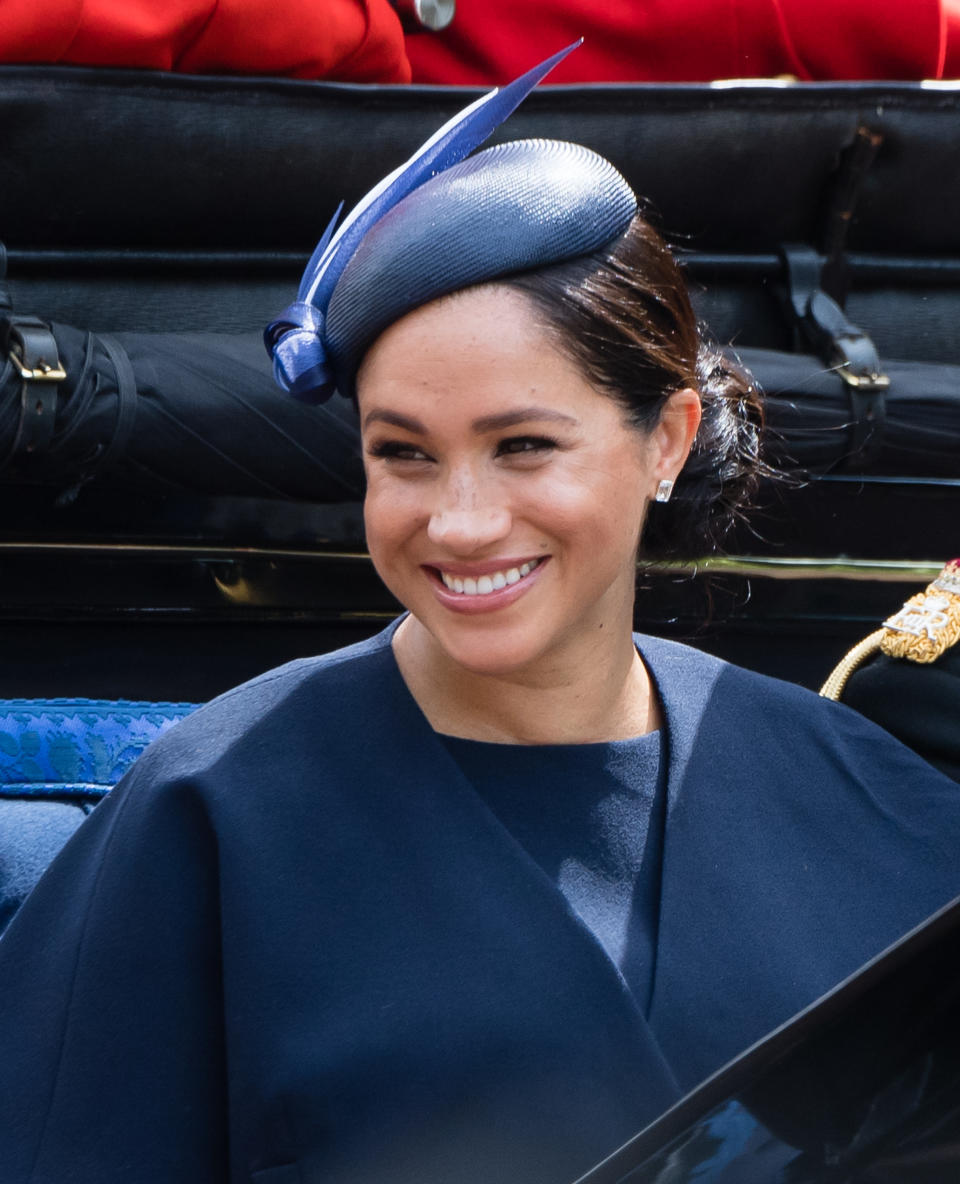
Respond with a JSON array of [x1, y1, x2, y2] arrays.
[[649, 388, 701, 493]]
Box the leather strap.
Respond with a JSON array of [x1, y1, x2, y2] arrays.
[[820, 124, 883, 304], [780, 245, 888, 469], [96, 334, 138, 472], [1, 315, 66, 461], [0, 241, 10, 314]]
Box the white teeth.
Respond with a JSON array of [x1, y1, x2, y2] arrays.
[[440, 559, 541, 596]]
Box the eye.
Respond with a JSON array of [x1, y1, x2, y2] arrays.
[[496, 435, 558, 457], [366, 439, 433, 463]]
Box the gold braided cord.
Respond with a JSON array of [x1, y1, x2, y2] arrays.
[[819, 630, 885, 700], [880, 559, 960, 664], [820, 560, 960, 699]]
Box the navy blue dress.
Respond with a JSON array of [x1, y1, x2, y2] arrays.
[[1, 623, 958, 1184], [441, 731, 664, 1012]]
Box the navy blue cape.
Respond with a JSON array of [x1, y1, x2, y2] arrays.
[[1, 625, 958, 1184]]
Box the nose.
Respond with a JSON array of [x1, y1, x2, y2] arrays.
[[427, 471, 511, 553]]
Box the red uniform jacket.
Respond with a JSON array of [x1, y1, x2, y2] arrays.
[[408, 0, 960, 84], [0, 0, 410, 82]]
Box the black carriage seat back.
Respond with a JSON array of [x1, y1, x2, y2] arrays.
[[0, 697, 199, 935]]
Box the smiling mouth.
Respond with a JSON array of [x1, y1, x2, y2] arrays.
[[438, 558, 543, 597]]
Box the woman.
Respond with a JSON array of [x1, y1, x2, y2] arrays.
[[2, 51, 959, 1184]]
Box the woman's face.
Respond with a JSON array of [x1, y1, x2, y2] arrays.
[[358, 285, 698, 680]]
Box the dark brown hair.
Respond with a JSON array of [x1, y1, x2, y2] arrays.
[[503, 215, 765, 559]]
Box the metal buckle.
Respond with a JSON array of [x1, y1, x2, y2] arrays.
[[835, 362, 890, 392], [7, 346, 66, 383]]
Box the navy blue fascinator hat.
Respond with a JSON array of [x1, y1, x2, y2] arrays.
[[265, 43, 637, 403]]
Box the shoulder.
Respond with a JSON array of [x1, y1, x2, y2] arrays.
[[635, 631, 930, 762], [637, 633, 956, 794], [634, 631, 818, 714], [203, 623, 396, 713], [123, 624, 400, 787], [636, 630, 858, 723]]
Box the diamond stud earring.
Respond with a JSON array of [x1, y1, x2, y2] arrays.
[[655, 479, 674, 503]]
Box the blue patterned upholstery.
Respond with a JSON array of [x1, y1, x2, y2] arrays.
[[0, 698, 199, 935], [0, 698, 198, 798]]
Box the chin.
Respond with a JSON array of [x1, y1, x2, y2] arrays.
[[417, 612, 567, 681], [444, 643, 541, 679]]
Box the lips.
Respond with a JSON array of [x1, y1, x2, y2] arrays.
[[439, 559, 541, 597], [424, 555, 548, 615]]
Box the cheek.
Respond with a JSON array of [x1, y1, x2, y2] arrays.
[[362, 477, 428, 565], [362, 494, 408, 599], [529, 460, 645, 541]]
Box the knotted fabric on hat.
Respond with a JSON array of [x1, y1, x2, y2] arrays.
[[265, 43, 637, 403]]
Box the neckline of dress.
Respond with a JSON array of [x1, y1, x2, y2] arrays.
[[378, 613, 666, 750]]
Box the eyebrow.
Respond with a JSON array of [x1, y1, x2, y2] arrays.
[[362, 409, 425, 432], [362, 406, 579, 433], [471, 407, 579, 432]]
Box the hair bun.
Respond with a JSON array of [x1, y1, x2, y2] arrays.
[[641, 342, 764, 558]]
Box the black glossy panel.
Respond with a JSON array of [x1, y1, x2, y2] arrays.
[[579, 895, 960, 1184]]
